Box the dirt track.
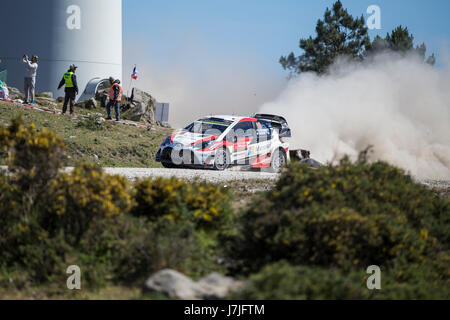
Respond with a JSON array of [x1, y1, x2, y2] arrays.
[[3, 166, 449, 194], [96, 167, 279, 183]]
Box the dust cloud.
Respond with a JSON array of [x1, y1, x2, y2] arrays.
[[259, 53, 450, 180], [123, 38, 285, 129], [125, 38, 450, 179]]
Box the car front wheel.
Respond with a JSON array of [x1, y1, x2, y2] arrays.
[[162, 161, 179, 168], [214, 148, 230, 171]]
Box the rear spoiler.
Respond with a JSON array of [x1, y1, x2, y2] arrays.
[[254, 113, 291, 138]]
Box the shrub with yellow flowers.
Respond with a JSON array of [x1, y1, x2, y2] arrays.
[[0, 116, 67, 214], [0, 117, 70, 281], [132, 177, 232, 230], [225, 156, 450, 287], [42, 163, 132, 245]]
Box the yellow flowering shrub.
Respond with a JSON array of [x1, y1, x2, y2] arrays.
[[226, 157, 450, 281], [42, 163, 132, 245], [0, 116, 66, 193], [132, 177, 232, 229]]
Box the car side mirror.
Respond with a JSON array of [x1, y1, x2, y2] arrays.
[[233, 136, 238, 143]]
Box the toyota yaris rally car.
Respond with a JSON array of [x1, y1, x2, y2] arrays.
[[156, 114, 292, 172]]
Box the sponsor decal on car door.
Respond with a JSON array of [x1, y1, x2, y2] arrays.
[[255, 123, 272, 156]]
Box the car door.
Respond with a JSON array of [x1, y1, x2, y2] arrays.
[[231, 121, 255, 163], [255, 121, 273, 156]]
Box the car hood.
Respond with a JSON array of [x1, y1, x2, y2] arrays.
[[172, 130, 217, 147]]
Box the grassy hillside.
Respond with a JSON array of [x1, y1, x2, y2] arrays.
[[0, 100, 172, 167]]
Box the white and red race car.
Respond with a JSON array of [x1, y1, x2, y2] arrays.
[[156, 114, 292, 172]]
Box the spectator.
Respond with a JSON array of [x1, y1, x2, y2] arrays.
[[57, 64, 79, 116], [107, 76, 122, 122], [22, 54, 38, 105]]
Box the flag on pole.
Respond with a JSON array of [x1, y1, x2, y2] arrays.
[[131, 66, 138, 80]]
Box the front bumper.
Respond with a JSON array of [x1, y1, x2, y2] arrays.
[[156, 145, 215, 167]]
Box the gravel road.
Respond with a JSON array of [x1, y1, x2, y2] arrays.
[[97, 168, 450, 187], [3, 165, 450, 188], [86, 167, 279, 183]]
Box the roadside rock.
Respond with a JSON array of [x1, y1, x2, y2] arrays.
[[300, 158, 322, 169], [142, 269, 245, 300], [95, 116, 105, 125], [123, 88, 156, 123], [35, 96, 58, 109], [7, 86, 23, 100], [86, 112, 106, 125], [143, 269, 206, 300], [197, 273, 245, 299], [85, 98, 97, 109], [39, 92, 53, 99]]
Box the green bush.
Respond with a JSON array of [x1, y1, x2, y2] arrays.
[[0, 201, 71, 285], [232, 261, 450, 300], [225, 158, 450, 278], [114, 216, 225, 282], [233, 261, 369, 299], [0, 172, 20, 242], [75, 214, 143, 287], [132, 177, 233, 230]]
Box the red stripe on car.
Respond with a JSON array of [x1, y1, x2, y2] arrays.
[[191, 135, 218, 146], [238, 118, 257, 123], [251, 153, 272, 168]]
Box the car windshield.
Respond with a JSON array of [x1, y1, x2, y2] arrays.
[[184, 118, 232, 135]]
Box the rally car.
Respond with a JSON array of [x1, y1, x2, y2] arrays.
[[155, 114, 292, 172]]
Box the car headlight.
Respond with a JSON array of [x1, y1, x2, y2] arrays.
[[192, 140, 215, 150]]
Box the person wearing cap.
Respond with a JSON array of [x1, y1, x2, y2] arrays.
[[106, 76, 122, 121], [57, 64, 79, 115], [22, 54, 38, 105]]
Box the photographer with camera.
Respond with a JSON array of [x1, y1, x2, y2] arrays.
[[22, 54, 38, 105]]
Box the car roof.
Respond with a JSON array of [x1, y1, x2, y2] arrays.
[[205, 115, 259, 122], [204, 115, 243, 121]]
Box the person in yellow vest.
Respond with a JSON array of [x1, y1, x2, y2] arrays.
[[58, 64, 78, 116], [57, 64, 79, 115], [107, 76, 122, 121]]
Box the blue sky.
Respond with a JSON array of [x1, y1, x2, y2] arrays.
[[122, 0, 450, 125], [123, 0, 450, 72]]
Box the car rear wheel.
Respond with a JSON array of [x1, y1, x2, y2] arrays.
[[270, 149, 286, 173], [214, 148, 230, 171]]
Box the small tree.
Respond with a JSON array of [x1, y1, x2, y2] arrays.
[[368, 26, 435, 65], [280, 0, 370, 75]]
